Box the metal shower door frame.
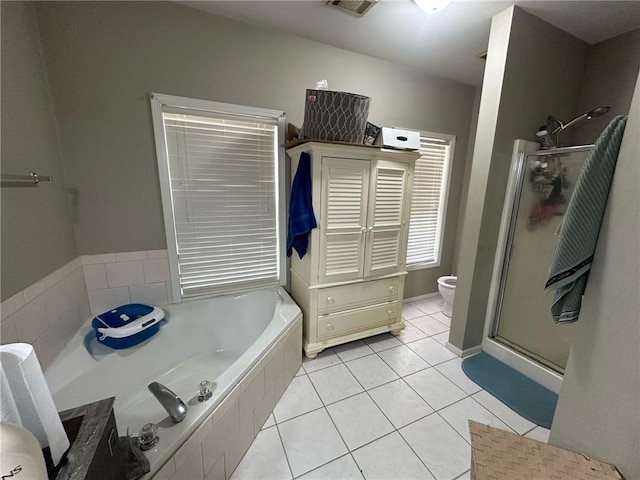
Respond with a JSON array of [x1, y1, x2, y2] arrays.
[[490, 144, 595, 337], [481, 141, 593, 393]]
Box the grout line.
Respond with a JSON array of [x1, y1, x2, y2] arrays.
[[278, 336, 481, 480], [274, 421, 295, 479], [281, 323, 496, 479], [453, 469, 471, 480], [319, 347, 440, 478], [357, 352, 439, 478], [346, 357, 439, 480], [303, 369, 355, 478], [521, 425, 539, 437]]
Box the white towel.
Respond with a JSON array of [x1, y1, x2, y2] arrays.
[[0, 343, 70, 466]]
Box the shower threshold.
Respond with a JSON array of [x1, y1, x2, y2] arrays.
[[493, 335, 565, 376]]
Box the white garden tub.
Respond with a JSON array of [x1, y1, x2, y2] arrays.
[[45, 287, 302, 478]]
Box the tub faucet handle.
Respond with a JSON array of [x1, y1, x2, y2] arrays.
[[197, 380, 214, 402], [148, 381, 188, 423]]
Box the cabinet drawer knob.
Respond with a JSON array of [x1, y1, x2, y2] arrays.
[[388, 310, 395, 318], [327, 296, 334, 304], [389, 286, 396, 294], [326, 323, 335, 332]]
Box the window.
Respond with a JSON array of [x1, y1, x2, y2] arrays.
[[150, 93, 285, 300], [406, 132, 455, 269]]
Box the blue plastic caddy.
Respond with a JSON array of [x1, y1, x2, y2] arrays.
[[91, 303, 165, 349]]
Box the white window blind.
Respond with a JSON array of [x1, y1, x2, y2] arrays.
[[152, 96, 284, 299], [406, 134, 454, 267]]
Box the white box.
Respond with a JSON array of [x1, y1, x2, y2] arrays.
[[376, 127, 420, 151]]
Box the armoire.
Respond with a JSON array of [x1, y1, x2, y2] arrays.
[[287, 141, 419, 358]]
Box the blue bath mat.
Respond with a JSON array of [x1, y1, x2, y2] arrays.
[[461, 352, 558, 429]]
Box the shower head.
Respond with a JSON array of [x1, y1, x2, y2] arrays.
[[585, 106, 611, 119], [547, 106, 611, 144]]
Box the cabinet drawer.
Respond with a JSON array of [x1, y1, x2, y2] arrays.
[[317, 301, 399, 339], [317, 277, 400, 314]]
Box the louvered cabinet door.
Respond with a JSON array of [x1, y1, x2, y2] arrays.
[[364, 160, 410, 277], [319, 158, 370, 284]]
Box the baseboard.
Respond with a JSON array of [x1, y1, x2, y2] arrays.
[[445, 342, 483, 358], [404, 292, 439, 303]]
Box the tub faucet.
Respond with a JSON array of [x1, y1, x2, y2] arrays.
[[148, 382, 188, 423]]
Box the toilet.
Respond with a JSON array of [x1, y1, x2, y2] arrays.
[[437, 275, 457, 317]]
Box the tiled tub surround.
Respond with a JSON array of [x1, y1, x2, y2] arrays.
[[82, 250, 172, 315], [45, 287, 303, 479], [0, 257, 90, 369], [227, 294, 551, 480], [0, 249, 171, 371]]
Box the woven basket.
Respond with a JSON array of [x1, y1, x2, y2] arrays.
[[469, 421, 623, 480], [302, 89, 370, 143]]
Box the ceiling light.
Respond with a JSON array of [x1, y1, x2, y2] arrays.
[[413, 0, 452, 14]]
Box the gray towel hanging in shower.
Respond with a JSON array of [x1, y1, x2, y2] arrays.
[[544, 115, 627, 323]]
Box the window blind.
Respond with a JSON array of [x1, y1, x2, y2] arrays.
[[162, 110, 281, 298], [406, 135, 453, 267]]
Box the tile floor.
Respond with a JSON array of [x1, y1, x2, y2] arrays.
[[230, 295, 550, 480]]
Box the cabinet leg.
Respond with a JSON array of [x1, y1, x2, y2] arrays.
[[304, 351, 319, 359], [390, 329, 402, 336]]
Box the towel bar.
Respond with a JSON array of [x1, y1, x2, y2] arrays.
[[1, 172, 53, 187]]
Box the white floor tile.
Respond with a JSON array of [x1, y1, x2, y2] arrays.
[[406, 337, 457, 365], [368, 379, 434, 429], [230, 426, 291, 480], [377, 345, 430, 377], [395, 323, 428, 344], [411, 299, 441, 315], [273, 375, 323, 423], [400, 414, 470, 480], [434, 358, 482, 395], [524, 426, 550, 443], [430, 295, 446, 307], [455, 471, 471, 480], [430, 311, 451, 327], [326, 393, 394, 450], [352, 432, 434, 480], [409, 316, 449, 336], [261, 413, 275, 430], [298, 454, 363, 480], [472, 390, 536, 435], [308, 364, 364, 405], [345, 355, 399, 390], [438, 397, 513, 443], [431, 331, 450, 346], [334, 340, 375, 362], [401, 304, 423, 320], [364, 333, 402, 352], [404, 368, 467, 411], [295, 367, 305, 377], [303, 349, 341, 373], [278, 409, 348, 477]]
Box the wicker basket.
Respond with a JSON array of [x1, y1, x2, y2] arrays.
[[469, 421, 623, 480], [302, 89, 370, 143]]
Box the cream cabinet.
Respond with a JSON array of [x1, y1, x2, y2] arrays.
[[287, 142, 419, 358]]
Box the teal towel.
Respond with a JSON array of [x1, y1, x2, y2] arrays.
[[545, 115, 627, 323]]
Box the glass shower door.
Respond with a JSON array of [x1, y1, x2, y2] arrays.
[[492, 146, 592, 373]]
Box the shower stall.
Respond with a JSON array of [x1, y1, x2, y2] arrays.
[[482, 140, 596, 392]]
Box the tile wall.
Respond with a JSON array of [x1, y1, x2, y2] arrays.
[[0, 257, 90, 369], [0, 249, 172, 370], [82, 250, 172, 315]]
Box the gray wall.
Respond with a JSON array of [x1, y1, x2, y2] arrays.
[[451, 7, 588, 349], [1, 2, 78, 301], [551, 73, 640, 480], [35, 1, 476, 298], [573, 27, 640, 145], [452, 86, 481, 274]]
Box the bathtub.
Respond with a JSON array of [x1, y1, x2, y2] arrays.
[[45, 287, 302, 479]]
